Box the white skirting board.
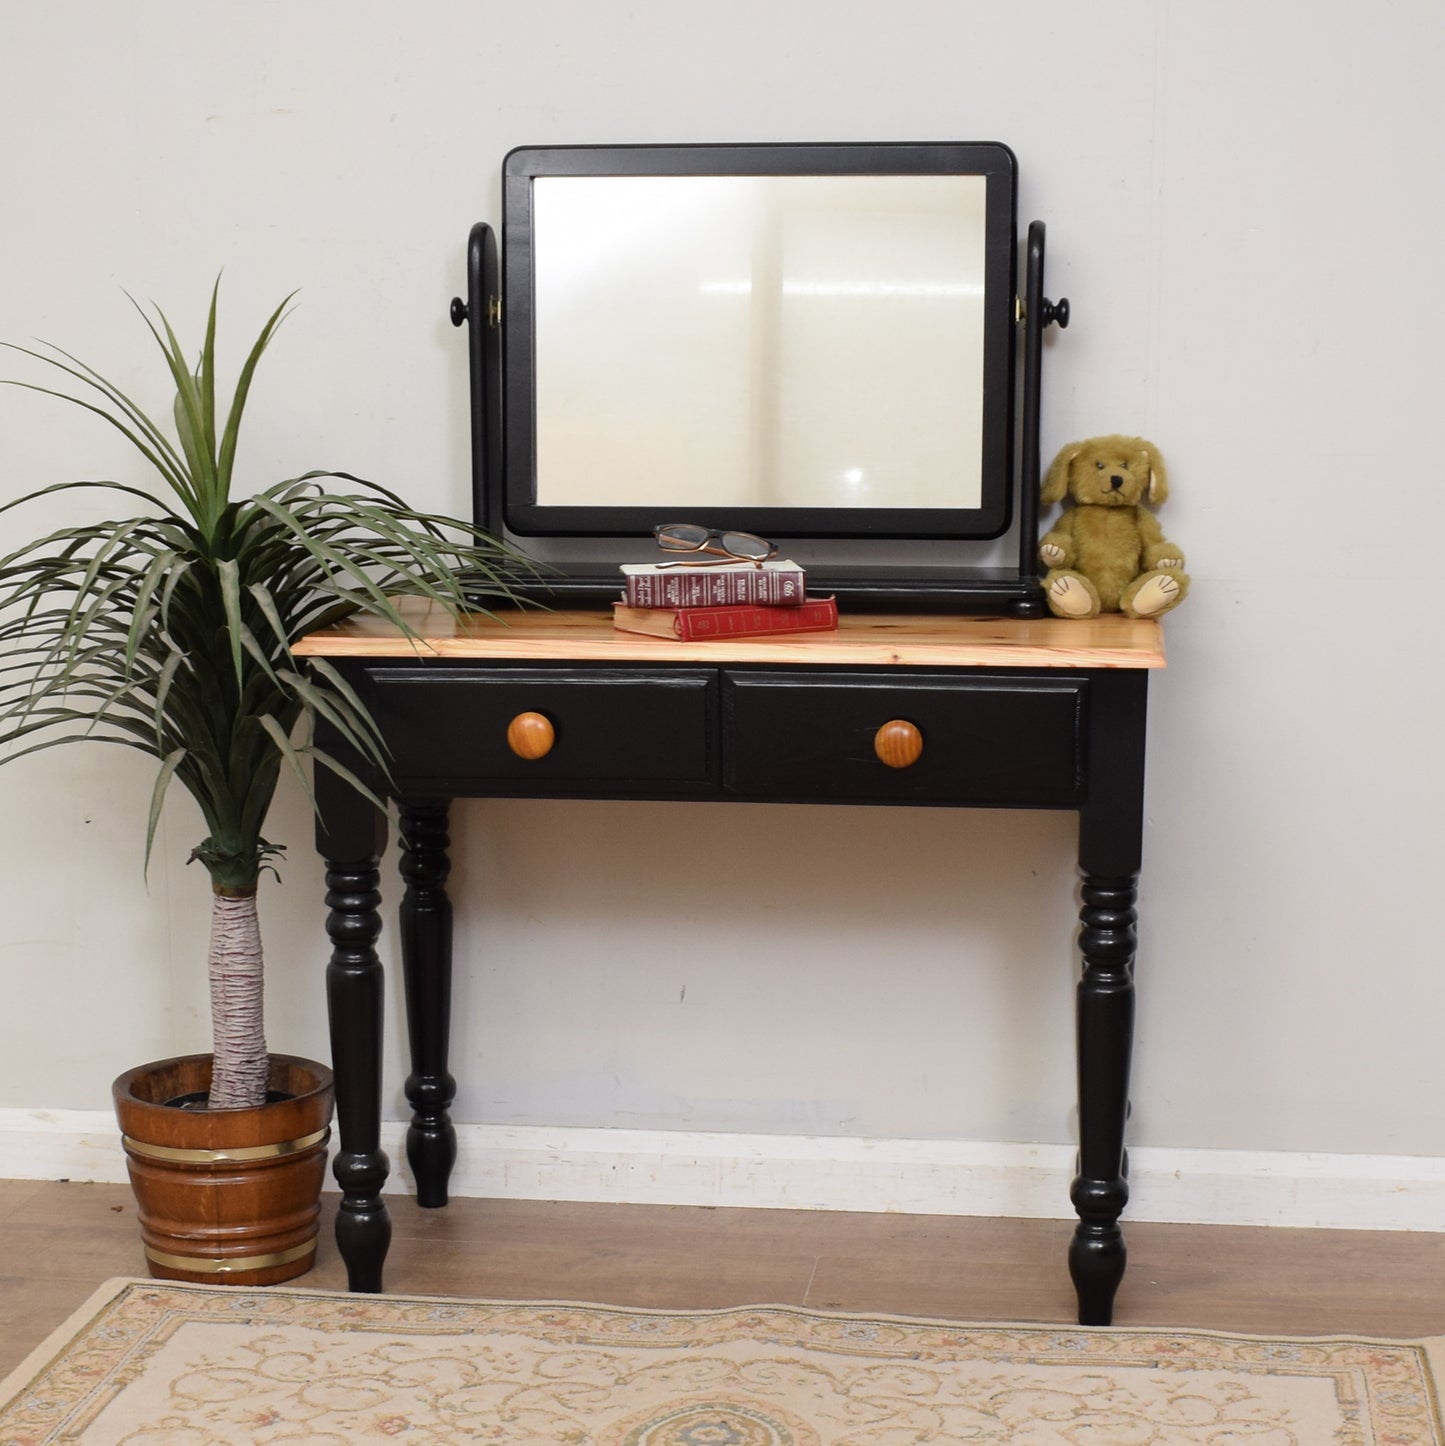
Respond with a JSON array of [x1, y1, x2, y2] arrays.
[[3, 1109, 1443, 1232]]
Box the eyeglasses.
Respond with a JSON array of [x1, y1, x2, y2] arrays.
[[653, 523, 777, 568]]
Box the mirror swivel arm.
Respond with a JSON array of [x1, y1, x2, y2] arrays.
[[1012, 219, 1071, 617]]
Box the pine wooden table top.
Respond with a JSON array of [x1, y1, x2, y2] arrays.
[[294, 605, 1166, 670]]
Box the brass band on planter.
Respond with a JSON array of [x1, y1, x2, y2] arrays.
[[144, 1239, 317, 1274], [122, 1126, 330, 1164]]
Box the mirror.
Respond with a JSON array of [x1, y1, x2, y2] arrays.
[[531, 173, 990, 515], [501, 143, 1017, 541], [461, 141, 1062, 611]]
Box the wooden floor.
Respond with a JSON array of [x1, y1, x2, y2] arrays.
[[5, 1178, 1445, 1379]]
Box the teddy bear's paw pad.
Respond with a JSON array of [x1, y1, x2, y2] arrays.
[[1048, 575, 1097, 618], [1040, 543, 1066, 568], [1131, 574, 1181, 617]]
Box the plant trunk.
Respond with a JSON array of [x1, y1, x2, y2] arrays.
[[207, 887, 269, 1109]]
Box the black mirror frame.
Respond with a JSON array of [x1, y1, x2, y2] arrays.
[[500, 142, 1018, 543]]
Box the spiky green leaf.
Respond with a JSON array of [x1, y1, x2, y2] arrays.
[[144, 747, 188, 873]]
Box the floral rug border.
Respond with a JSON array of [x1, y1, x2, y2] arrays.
[[4, 1278, 1442, 1444]]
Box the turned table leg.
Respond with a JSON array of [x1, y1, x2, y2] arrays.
[[314, 735, 392, 1293], [324, 855, 392, 1292], [1069, 873, 1137, 1325], [1071, 668, 1148, 1326], [398, 800, 457, 1208]]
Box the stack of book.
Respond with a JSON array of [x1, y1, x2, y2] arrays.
[[612, 559, 838, 640]]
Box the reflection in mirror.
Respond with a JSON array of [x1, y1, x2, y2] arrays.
[[532, 175, 989, 514]]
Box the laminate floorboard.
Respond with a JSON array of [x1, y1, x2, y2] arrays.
[[5, 1181, 1445, 1381]]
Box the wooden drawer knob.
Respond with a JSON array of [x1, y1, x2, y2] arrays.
[[874, 718, 923, 769], [506, 711, 555, 760]]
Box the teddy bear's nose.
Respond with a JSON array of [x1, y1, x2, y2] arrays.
[[1109, 474, 1125, 490]]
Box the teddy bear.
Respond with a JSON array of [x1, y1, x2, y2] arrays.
[[1038, 434, 1189, 619]]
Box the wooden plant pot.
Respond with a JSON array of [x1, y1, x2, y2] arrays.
[[113, 1053, 334, 1286]]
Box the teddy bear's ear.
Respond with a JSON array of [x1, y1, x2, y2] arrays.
[[1042, 443, 1083, 505], [1140, 441, 1169, 504]]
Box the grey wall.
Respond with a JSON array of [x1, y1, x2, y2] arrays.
[[1, 0, 1442, 1165]]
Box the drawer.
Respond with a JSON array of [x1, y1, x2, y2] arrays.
[[363, 666, 717, 789], [722, 670, 1086, 805]]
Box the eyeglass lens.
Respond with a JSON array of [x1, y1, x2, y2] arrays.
[[655, 524, 773, 560]]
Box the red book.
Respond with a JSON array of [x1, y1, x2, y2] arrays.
[[612, 596, 838, 641], [620, 559, 807, 608]]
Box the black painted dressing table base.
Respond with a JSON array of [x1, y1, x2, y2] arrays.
[[297, 607, 1163, 1326]]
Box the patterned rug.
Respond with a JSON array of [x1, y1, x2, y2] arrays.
[[3, 1279, 1443, 1444]]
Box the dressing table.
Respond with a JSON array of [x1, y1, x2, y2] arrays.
[[299, 141, 1167, 1326], [297, 607, 1162, 1327]]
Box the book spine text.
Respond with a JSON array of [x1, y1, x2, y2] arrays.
[[625, 568, 805, 608]]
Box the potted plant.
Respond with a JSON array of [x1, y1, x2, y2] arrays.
[[0, 284, 530, 1283]]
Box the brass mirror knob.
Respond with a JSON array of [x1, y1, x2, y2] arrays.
[[874, 718, 923, 769], [507, 711, 555, 760]]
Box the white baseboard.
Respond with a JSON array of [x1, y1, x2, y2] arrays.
[[3, 1109, 1442, 1232]]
